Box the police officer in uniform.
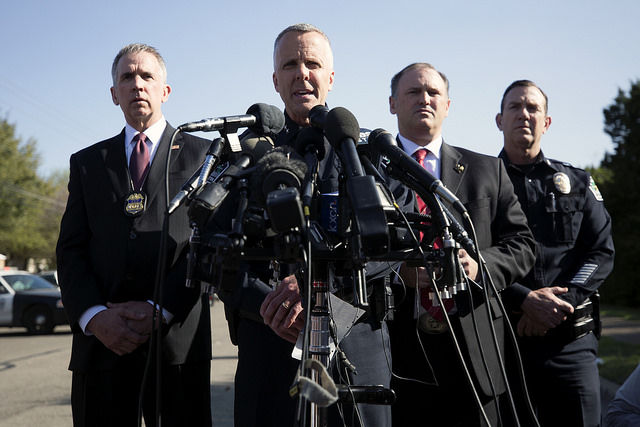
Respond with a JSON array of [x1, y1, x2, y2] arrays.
[[496, 80, 615, 427]]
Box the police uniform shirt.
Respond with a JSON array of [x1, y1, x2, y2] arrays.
[[498, 149, 615, 310]]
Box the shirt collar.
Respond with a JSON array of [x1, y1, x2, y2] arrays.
[[397, 133, 443, 160], [499, 148, 556, 173], [124, 117, 167, 147]]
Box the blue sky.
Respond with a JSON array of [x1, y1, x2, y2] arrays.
[[1, 1, 638, 177]]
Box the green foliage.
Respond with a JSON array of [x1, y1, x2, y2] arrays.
[[0, 118, 67, 267], [599, 80, 640, 306]]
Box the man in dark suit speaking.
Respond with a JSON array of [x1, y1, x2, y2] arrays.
[[387, 63, 535, 426], [56, 43, 212, 427]]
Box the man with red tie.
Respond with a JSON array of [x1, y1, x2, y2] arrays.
[[387, 62, 535, 426], [56, 43, 212, 426]]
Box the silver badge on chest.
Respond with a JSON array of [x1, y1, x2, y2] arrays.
[[553, 172, 571, 194]]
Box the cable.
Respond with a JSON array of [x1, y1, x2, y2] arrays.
[[137, 128, 181, 426]]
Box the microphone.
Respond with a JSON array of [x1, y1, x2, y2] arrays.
[[246, 103, 285, 138], [188, 135, 273, 229], [367, 129, 467, 214], [178, 115, 255, 133], [178, 103, 284, 135], [309, 104, 329, 129], [168, 137, 226, 214], [294, 127, 326, 208], [251, 146, 307, 233], [324, 107, 365, 177], [250, 146, 307, 206]]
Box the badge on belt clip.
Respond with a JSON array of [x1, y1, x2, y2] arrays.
[[124, 191, 146, 217]]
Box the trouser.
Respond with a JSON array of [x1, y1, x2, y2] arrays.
[[71, 353, 211, 427], [234, 317, 299, 427], [518, 333, 601, 427], [329, 318, 392, 427], [234, 314, 392, 427]]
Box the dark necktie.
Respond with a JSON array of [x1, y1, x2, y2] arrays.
[[130, 132, 149, 190]]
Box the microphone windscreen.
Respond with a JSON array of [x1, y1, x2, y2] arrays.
[[237, 134, 275, 165], [325, 107, 360, 148], [246, 103, 285, 137], [367, 128, 397, 153], [250, 146, 307, 206], [294, 127, 327, 161], [309, 104, 329, 129]]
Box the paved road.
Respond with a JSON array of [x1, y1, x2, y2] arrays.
[[0, 304, 636, 426], [0, 303, 236, 427]]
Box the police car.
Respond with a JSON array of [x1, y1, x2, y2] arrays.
[[0, 270, 68, 334]]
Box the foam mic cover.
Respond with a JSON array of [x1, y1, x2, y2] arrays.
[[232, 134, 275, 165], [246, 103, 285, 137], [324, 107, 360, 149], [309, 104, 329, 129], [250, 146, 307, 206], [294, 127, 327, 161]]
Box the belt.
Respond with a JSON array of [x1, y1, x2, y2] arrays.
[[546, 295, 598, 342]]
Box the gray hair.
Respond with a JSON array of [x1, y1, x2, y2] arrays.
[[111, 43, 167, 86], [390, 62, 450, 98], [273, 23, 332, 67]]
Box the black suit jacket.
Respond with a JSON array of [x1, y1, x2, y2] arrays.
[[394, 139, 535, 397], [56, 123, 212, 372]]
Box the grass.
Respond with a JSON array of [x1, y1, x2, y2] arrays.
[[598, 336, 640, 384], [598, 303, 640, 384]]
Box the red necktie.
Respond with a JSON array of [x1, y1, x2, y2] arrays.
[[130, 133, 149, 190], [412, 149, 429, 216], [413, 148, 453, 322]]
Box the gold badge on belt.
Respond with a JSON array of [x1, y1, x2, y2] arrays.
[[124, 191, 146, 217]]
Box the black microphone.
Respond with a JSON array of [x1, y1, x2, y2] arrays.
[[188, 135, 273, 229], [250, 146, 307, 206], [246, 103, 285, 137], [324, 107, 365, 177], [309, 104, 329, 129], [250, 146, 307, 233], [178, 103, 284, 135], [294, 127, 326, 209], [168, 137, 226, 214], [368, 129, 467, 214]]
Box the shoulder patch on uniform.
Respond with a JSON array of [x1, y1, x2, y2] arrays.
[[589, 176, 604, 201]]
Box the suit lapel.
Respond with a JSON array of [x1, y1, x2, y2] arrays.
[[102, 130, 130, 200], [440, 142, 466, 197]]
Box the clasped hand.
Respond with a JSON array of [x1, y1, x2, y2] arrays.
[[87, 301, 162, 356], [518, 286, 574, 337]]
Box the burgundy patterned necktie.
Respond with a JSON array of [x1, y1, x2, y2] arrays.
[[130, 132, 149, 190]]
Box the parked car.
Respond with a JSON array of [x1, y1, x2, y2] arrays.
[[38, 270, 59, 287], [0, 270, 68, 334]]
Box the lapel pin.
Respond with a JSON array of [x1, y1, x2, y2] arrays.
[[171, 145, 181, 150], [454, 163, 465, 174]]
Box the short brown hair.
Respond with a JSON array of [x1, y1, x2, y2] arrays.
[[390, 63, 449, 98]]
